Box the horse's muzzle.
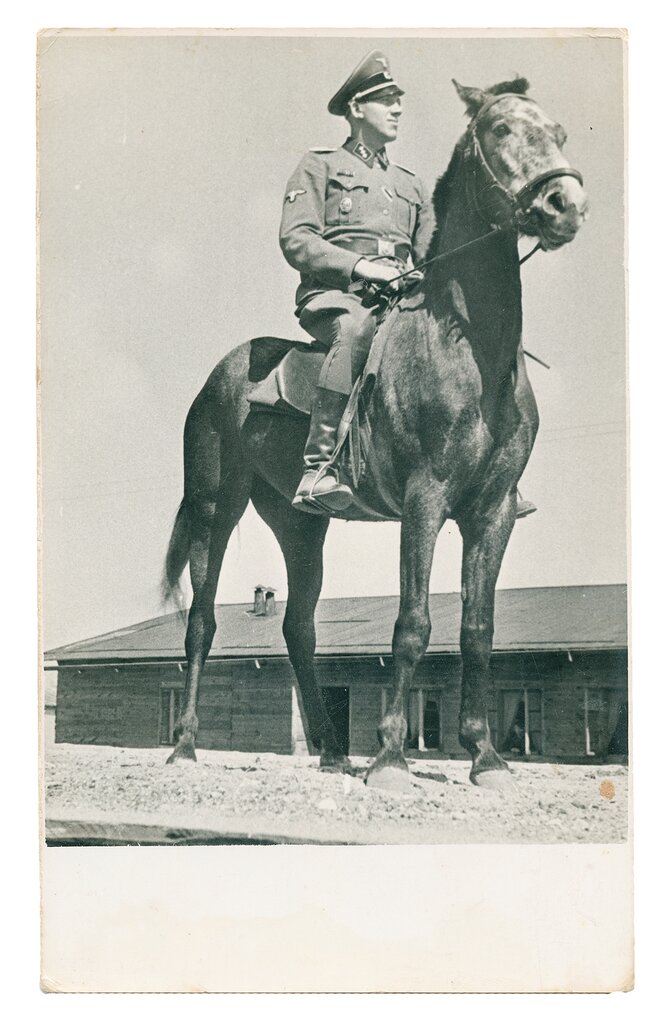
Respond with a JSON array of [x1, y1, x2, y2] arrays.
[[523, 176, 589, 249]]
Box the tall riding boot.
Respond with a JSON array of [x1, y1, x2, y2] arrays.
[[292, 387, 354, 514]]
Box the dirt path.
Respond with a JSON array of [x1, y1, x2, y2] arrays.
[[44, 744, 628, 844]]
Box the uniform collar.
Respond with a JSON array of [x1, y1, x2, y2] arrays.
[[343, 137, 389, 169]]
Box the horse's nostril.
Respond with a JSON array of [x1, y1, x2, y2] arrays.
[[547, 191, 567, 214]]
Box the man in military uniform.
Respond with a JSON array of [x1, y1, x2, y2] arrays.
[[280, 50, 429, 514], [280, 51, 537, 519]]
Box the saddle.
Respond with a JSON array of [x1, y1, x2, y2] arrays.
[[248, 338, 326, 417], [247, 300, 414, 519]]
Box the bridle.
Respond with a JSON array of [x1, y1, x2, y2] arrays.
[[370, 91, 583, 299], [466, 92, 584, 228]]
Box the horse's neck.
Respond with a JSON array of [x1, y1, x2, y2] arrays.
[[428, 175, 523, 364]]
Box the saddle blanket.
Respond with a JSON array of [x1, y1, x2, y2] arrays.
[[247, 332, 402, 520]]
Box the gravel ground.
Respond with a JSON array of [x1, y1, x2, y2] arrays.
[[44, 743, 628, 844]]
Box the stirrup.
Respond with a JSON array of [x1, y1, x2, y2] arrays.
[[516, 498, 537, 519], [292, 468, 353, 514]]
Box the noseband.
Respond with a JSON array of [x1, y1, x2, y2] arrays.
[[467, 93, 584, 226]]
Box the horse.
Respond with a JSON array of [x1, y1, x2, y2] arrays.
[[161, 77, 588, 791]]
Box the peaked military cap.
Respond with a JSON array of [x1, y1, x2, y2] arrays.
[[327, 49, 404, 116]]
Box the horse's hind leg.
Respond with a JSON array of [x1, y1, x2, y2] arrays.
[[457, 493, 516, 788], [250, 476, 352, 772], [167, 477, 251, 764]]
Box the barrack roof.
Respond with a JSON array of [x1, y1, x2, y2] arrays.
[[46, 584, 627, 663]]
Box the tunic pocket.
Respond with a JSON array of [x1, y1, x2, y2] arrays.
[[394, 185, 420, 236], [325, 175, 369, 226]]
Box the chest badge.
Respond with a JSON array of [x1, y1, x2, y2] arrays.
[[339, 196, 353, 214]]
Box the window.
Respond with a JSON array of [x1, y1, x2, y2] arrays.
[[499, 690, 542, 756], [406, 690, 443, 751], [321, 686, 350, 755], [380, 688, 444, 751], [159, 686, 183, 745], [583, 688, 626, 757]]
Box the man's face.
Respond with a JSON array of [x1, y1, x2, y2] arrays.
[[355, 92, 403, 143]]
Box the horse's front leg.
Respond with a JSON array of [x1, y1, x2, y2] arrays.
[[458, 492, 517, 788], [366, 477, 448, 791]]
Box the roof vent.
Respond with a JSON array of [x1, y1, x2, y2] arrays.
[[253, 585, 276, 617]]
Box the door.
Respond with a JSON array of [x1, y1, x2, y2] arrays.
[[321, 686, 350, 755]]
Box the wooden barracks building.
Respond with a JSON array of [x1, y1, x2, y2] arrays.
[[45, 584, 628, 762]]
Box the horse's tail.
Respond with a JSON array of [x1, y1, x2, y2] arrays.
[[161, 498, 190, 618]]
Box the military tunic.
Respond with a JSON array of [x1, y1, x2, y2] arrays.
[[279, 139, 432, 394]]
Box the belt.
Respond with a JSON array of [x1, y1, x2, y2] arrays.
[[332, 237, 411, 262]]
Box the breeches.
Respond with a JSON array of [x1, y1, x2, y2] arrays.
[[297, 291, 378, 396]]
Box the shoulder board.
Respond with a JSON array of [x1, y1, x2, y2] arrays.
[[309, 147, 336, 153], [392, 161, 416, 176]]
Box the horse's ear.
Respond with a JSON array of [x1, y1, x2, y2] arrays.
[[452, 80, 488, 116]]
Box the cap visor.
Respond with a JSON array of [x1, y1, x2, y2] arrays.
[[355, 84, 404, 103]]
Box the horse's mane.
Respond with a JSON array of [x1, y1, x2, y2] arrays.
[[426, 77, 530, 258], [486, 76, 530, 99]]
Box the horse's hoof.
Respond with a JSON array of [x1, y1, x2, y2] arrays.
[[366, 765, 411, 793], [471, 767, 514, 791], [166, 742, 197, 765]]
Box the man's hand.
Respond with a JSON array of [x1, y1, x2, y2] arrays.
[[352, 258, 423, 292]]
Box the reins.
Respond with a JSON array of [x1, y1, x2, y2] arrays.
[[364, 228, 549, 370], [374, 225, 541, 294]]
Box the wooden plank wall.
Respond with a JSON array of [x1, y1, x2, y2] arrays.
[[196, 665, 233, 750], [55, 650, 627, 759], [56, 666, 162, 747], [339, 650, 627, 758], [317, 655, 466, 756], [56, 660, 294, 753], [491, 650, 627, 757], [229, 663, 291, 753]]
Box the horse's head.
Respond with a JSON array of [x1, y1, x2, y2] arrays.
[[454, 77, 589, 250]]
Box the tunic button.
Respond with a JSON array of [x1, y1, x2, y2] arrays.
[[382, 209, 389, 215]]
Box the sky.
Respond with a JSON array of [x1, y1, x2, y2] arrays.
[[38, 29, 627, 649]]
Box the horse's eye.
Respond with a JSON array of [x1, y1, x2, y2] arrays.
[[492, 122, 511, 138]]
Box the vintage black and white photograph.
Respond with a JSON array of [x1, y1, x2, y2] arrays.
[[38, 27, 630, 990]]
